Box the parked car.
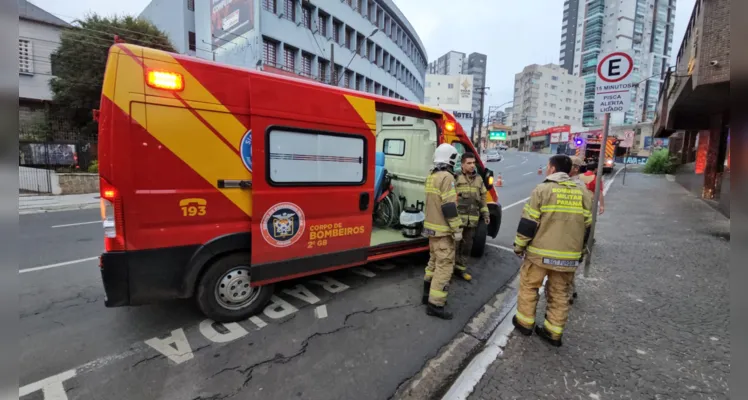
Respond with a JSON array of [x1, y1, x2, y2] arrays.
[[485, 149, 503, 162], [497, 143, 508, 151]]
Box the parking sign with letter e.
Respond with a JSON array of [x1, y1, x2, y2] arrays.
[[594, 50, 635, 114]]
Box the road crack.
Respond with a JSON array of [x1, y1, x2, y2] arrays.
[[342, 303, 415, 325]]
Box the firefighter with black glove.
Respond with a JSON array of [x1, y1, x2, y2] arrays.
[[511, 155, 593, 347], [454, 152, 490, 282], [422, 143, 462, 320]]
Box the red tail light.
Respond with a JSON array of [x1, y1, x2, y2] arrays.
[[100, 177, 125, 252]]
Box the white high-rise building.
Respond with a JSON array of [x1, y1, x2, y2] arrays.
[[509, 64, 585, 148], [559, 0, 676, 126]]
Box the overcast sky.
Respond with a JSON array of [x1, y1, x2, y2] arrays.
[[30, 0, 696, 111]]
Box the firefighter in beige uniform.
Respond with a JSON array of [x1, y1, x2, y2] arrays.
[[511, 155, 592, 346], [454, 152, 490, 281], [422, 143, 463, 320]]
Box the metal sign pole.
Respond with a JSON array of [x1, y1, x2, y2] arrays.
[[623, 146, 629, 185], [583, 112, 610, 277]]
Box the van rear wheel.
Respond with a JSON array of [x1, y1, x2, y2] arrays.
[[196, 252, 274, 323]]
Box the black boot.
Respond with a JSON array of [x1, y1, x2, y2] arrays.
[[535, 325, 563, 347], [422, 281, 430, 305], [426, 303, 453, 320], [512, 316, 533, 336]]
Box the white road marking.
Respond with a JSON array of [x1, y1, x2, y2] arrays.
[[636, 349, 647, 355], [501, 197, 530, 211], [602, 166, 624, 196], [19, 369, 76, 400], [51, 220, 101, 228], [442, 276, 547, 400], [487, 243, 515, 254], [522, 171, 534, 176], [504, 165, 517, 169], [351, 267, 377, 277], [314, 305, 328, 319], [19, 257, 98, 274]]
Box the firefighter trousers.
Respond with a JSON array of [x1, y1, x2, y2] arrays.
[[455, 226, 475, 273], [515, 259, 574, 340], [423, 236, 456, 307]]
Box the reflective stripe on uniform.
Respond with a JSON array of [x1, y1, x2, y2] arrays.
[[424, 268, 434, 278], [527, 246, 581, 260], [455, 185, 479, 193], [448, 217, 462, 230], [540, 205, 586, 215], [524, 204, 541, 219], [480, 206, 489, 213], [455, 264, 467, 271], [429, 289, 448, 298], [558, 181, 578, 187], [544, 319, 564, 335], [514, 237, 529, 247], [516, 311, 535, 326], [424, 221, 451, 232]]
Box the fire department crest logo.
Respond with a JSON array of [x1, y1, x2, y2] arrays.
[[240, 130, 252, 172], [261, 202, 305, 247]]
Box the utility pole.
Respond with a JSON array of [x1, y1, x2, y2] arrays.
[[583, 112, 610, 277], [330, 43, 335, 86], [474, 86, 489, 154]]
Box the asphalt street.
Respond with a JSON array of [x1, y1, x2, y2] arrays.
[[19, 150, 549, 400]]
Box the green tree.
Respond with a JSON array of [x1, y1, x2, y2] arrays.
[[49, 14, 176, 139]]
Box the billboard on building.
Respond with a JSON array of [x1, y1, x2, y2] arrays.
[[452, 111, 474, 137], [211, 0, 254, 50]]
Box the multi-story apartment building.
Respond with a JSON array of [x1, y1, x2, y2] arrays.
[[427, 50, 465, 76], [140, 0, 428, 102], [560, 0, 676, 127], [509, 63, 585, 149]]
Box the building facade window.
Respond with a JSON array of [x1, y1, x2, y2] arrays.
[[302, 53, 312, 76], [318, 13, 329, 36], [188, 31, 196, 51], [263, 0, 277, 13], [318, 58, 329, 82], [187, 0, 195, 11], [302, 5, 312, 29], [284, 45, 296, 71], [263, 38, 278, 66], [18, 39, 33, 75], [284, 0, 295, 21]]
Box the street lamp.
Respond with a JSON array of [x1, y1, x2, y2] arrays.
[[337, 28, 379, 87]]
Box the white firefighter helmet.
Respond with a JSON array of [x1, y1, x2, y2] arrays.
[[434, 143, 459, 167]]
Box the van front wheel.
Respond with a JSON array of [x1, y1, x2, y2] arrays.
[[196, 252, 274, 323]]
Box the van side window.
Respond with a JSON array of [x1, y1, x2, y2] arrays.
[[383, 138, 405, 156], [268, 128, 366, 185]]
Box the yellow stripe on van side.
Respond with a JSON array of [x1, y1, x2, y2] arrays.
[[111, 44, 252, 217], [344, 95, 377, 136]]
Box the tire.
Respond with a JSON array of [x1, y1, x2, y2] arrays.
[[196, 252, 274, 323], [470, 219, 488, 258]]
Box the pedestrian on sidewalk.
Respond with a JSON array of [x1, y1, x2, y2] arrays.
[[579, 163, 604, 215], [422, 143, 463, 320], [454, 152, 490, 282], [511, 155, 593, 347]]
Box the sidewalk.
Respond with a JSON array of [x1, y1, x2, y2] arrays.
[[19, 193, 101, 215], [467, 173, 730, 399]]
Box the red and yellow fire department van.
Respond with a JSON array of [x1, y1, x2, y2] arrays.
[[97, 43, 502, 322]]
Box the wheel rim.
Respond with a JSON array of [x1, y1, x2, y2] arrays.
[[214, 266, 260, 311]]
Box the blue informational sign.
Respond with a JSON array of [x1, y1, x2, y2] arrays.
[[240, 130, 252, 172]]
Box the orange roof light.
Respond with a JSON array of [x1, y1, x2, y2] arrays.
[[146, 70, 184, 91], [445, 121, 456, 132]]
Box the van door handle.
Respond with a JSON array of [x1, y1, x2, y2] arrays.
[[359, 192, 370, 211]]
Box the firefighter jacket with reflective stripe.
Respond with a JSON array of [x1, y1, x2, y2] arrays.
[[423, 169, 462, 237], [514, 172, 593, 271], [455, 171, 489, 228]]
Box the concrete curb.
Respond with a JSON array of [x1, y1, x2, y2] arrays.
[[391, 272, 521, 400], [19, 202, 101, 215]]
